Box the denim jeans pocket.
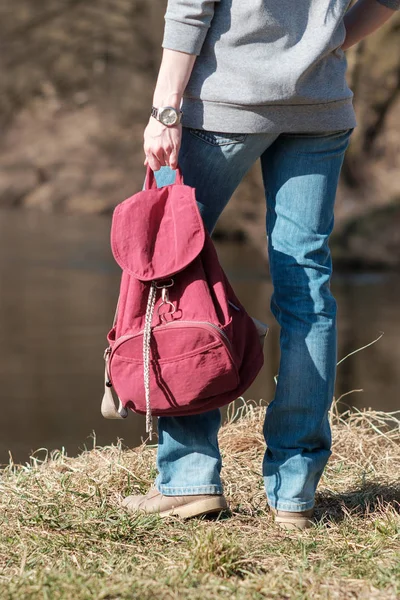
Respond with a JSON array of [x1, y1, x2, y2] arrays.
[[188, 128, 248, 146]]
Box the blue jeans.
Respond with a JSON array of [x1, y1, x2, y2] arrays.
[[146, 125, 353, 511]]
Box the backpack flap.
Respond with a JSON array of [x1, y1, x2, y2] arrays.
[[111, 166, 205, 281]]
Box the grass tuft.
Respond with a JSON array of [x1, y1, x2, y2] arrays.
[[0, 400, 399, 599]]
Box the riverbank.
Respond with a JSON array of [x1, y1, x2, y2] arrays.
[[0, 401, 399, 599]]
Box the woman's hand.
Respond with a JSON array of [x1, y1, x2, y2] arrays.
[[144, 47, 196, 171], [143, 117, 182, 171], [342, 0, 397, 51]]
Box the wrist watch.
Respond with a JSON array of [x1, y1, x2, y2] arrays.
[[151, 105, 183, 127]]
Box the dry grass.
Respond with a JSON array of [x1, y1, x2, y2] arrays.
[[0, 400, 399, 599]]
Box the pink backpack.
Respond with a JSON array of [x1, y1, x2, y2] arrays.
[[101, 165, 267, 438]]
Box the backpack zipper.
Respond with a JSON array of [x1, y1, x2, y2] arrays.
[[153, 320, 232, 350], [107, 320, 233, 360]]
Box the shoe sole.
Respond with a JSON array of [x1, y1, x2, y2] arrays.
[[274, 516, 314, 530], [159, 496, 228, 519]]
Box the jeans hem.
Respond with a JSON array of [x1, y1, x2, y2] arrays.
[[156, 483, 224, 496], [267, 497, 315, 512]]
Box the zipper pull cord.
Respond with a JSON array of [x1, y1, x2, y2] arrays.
[[143, 281, 157, 440]]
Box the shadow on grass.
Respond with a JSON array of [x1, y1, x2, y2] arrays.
[[315, 481, 400, 523], [194, 508, 233, 522]]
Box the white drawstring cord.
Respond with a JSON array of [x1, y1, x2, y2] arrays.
[[143, 281, 157, 439]]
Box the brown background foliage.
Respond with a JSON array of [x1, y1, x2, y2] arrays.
[[0, 0, 399, 265]]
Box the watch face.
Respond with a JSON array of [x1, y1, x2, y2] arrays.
[[159, 107, 178, 125]]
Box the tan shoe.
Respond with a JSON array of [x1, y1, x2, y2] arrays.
[[121, 487, 228, 519], [273, 508, 315, 530]]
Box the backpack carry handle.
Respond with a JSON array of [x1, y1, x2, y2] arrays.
[[144, 164, 184, 190]]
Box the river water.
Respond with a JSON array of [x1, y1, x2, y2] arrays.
[[0, 208, 399, 464]]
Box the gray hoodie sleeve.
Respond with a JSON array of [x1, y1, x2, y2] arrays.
[[162, 0, 221, 56], [375, 0, 400, 9]]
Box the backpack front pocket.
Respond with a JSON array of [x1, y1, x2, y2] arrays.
[[108, 322, 240, 415]]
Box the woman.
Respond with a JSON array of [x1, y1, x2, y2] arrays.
[[122, 0, 399, 529]]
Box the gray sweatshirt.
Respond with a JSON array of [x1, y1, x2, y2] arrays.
[[162, 0, 400, 133]]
